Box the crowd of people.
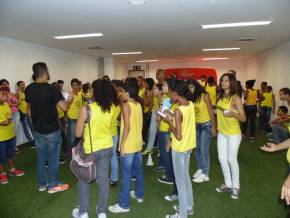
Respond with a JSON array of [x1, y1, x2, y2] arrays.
[[0, 62, 289, 218]]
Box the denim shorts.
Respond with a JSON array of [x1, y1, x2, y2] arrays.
[[0, 137, 16, 164]]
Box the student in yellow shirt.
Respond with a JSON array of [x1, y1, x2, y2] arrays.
[[16, 81, 34, 146], [216, 73, 246, 200], [205, 76, 217, 106], [199, 75, 207, 87], [72, 79, 116, 218], [259, 85, 276, 131], [242, 80, 264, 142], [187, 79, 217, 184], [162, 80, 196, 218], [109, 78, 144, 214], [0, 86, 24, 185], [67, 78, 83, 154]]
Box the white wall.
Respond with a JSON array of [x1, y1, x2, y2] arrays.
[[0, 36, 100, 91], [246, 40, 290, 106], [128, 60, 247, 83]]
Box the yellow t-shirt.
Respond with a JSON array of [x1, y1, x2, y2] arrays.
[[216, 96, 241, 135], [287, 148, 290, 165], [153, 96, 159, 111], [138, 88, 145, 99], [0, 102, 15, 141], [68, 92, 83, 119], [246, 89, 257, 105], [159, 103, 178, 132], [111, 105, 121, 136], [171, 102, 196, 152], [83, 103, 114, 154], [57, 106, 64, 118], [194, 94, 211, 123], [200, 81, 206, 87], [205, 85, 217, 106], [18, 92, 27, 113], [119, 101, 143, 154], [261, 92, 273, 107]]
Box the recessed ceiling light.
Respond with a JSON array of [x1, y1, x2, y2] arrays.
[[112, 52, 142, 55], [129, 0, 146, 6], [202, 57, 229, 61], [136, 59, 158, 63], [201, 21, 271, 29], [202, 48, 240, 51], [53, 33, 103, 39]]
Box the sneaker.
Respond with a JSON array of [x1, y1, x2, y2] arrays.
[[38, 184, 47, 192], [9, 168, 25, 177], [98, 213, 106, 218], [192, 169, 202, 179], [29, 142, 36, 149], [153, 166, 165, 172], [249, 137, 255, 142], [216, 184, 232, 193], [173, 205, 194, 215], [15, 147, 21, 154], [164, 194, 178, 202], [59, 157, 66, 165], [142, 149, 152, 155], [192, 174, 209, 183], [165, 212, 180, 218], [131, 176, 136, 181], [108, 204, 130, 213], [110, 180, 118, 187], [72, 208, 88, 218], [48, 183, 69, 194], [158, 176, 174, 185], [130, 190, 143, 203], [0, 173, 8, 184], [231, 188, 240, 199]]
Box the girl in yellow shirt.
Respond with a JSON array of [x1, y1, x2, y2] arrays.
[[187, 79, 217, 183], [162, 80, 195, 218], [109, 78, 144, 214], [216, 73, 246, 200], [73, 79, 117, 218]]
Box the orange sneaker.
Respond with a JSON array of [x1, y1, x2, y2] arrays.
[[48, 183, 69, 194], [0, 173, 8, 184]]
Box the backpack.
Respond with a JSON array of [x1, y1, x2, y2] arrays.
[[70, 105, 96, 183]]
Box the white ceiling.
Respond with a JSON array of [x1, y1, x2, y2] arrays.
[[0, 0, 290, 63]]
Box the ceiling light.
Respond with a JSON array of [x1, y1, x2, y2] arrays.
[[202, 57, 229, 61], [136, 59, 158, 63], [53, 33, 103, 39], [201, 21, 271, 29], [203, 48, 240, 51], [129, 0, 146, 6], [112, 52, 142, 55]]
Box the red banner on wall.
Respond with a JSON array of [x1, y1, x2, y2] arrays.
[[164, 68, 217, 81]]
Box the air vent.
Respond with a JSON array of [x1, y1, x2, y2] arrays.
[[235, 38, 254, 42], [88, 46, 103, 50]]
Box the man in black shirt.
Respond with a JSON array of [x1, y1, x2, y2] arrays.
[[26, 62, 70, 194]]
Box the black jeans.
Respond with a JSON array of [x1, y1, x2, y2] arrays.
[[242, 105, 257, 138], [259, 106, 272, 131], [142, 112, 151, 145]]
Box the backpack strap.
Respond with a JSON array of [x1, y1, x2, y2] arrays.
[[85, 105, 93, 153]]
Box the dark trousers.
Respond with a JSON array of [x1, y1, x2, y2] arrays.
[[259, 106, 272, 131], [142, 112, 151, 145], [242, 105, 257, 138]]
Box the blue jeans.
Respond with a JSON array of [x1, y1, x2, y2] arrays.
[[195, 121, 212, 176], [68, 119, 77, 154], [34, 129, 61, 188], [0, 137, 16, 164], [272, 124, 289, 144], [19, 111, 34, 142], [111, 135, 119, 182], [119, 151, 144, 209], [172, 150, 193, 218], [146, 111, 157, 151], [158, 131, 170, 175], [259, 107, 272, 131]]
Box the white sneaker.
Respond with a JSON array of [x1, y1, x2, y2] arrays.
[[98, 213, 106, 218], [130, 190, 143, 203], [38, 185, 47, 192], [173, 205, 194, 215], [72, 208, 89, 218], [164, 194, 178, 202], [192, 174, 209, 183], [108, 204, 130, 213], [192, 169, 202, 179], [165, 212, 180, 218]]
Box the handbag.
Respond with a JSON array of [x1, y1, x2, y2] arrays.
[[70, 105, 96, 183]]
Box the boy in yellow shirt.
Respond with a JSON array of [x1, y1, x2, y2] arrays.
[[0, 86, 24, 184]]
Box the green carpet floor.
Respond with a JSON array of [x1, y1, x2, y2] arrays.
[[0, 132, 287, 218]]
